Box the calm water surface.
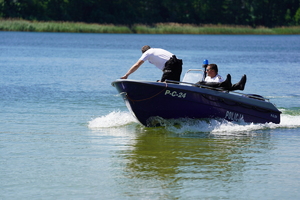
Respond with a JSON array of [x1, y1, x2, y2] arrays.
[[1, 32, 300, 200]]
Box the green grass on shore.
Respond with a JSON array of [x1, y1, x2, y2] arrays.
[[1, 19, 300, 34], [0, 19, 131, 33], [133, 23, 300, 34]]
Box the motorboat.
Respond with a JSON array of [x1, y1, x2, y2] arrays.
[[112, 68, 281, 127]]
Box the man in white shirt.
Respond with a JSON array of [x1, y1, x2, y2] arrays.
[[205, 64, 226, 83], [121, 45, 182, 82], [197, 64, 246, 91]]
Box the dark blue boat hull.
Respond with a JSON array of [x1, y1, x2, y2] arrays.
[[112, 79, 281, 127]]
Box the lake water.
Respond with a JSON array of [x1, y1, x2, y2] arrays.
[[1, 32, 300, 200]]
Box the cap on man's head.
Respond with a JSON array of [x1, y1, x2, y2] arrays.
[[141, 45, 151, 53]]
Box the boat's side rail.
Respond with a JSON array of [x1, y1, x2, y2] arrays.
[[165, 79, 270, 102]]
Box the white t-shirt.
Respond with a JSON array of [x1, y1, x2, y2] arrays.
[[139, 48, 173, 70], [205, 74, 224, 83]]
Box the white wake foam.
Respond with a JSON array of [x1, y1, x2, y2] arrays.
[[165, 113, 300, 135], [88, 110, 300, 135], [88, 111, 138, 129]]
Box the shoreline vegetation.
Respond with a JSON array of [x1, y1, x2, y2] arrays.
[[1, 19, 300, 34]]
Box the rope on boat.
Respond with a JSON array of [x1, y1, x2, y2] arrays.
[[125, 82, 168, 102]]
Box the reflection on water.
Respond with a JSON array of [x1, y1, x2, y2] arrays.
[[113, 126, 274, 198], [88, 108, 300, 198]]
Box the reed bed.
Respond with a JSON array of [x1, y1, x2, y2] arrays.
[[132, 23, 300, 34], [0, 19, 131, 33], [1, 19, 300, 34]]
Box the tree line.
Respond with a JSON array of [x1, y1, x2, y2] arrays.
[[1, 0, 300, 27]]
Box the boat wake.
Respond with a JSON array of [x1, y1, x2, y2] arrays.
[[88, 111, 138, 128], [88, 109, 300, 135]]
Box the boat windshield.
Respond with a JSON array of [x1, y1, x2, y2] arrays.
[[182, 69, 204, 84]]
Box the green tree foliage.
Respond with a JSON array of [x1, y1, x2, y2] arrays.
[[1, 0, 300, 27], [294, 7, 300, 25]]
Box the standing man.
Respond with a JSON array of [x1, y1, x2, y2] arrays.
[[121, 45, 182, 82]]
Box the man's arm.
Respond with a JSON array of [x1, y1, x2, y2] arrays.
[[120, 60, 144, 79]]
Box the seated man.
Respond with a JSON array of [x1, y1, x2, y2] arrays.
[[196, 64, 246, 91]]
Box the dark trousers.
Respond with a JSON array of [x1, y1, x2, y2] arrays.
[[161, 55, 183, 82]]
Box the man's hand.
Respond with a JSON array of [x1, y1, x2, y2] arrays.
[[120, 74, 128, 79]]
